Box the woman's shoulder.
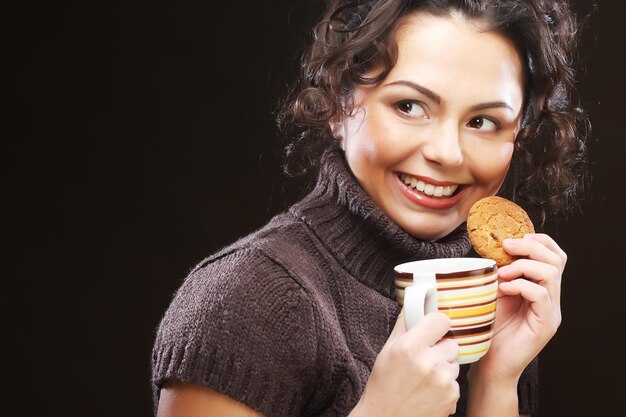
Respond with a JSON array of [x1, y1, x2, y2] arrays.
[[178, 240, 310, 311], [152, 219, 326, 413], [158, 240, 319, 339], [158, 213, 323, 335], [187, 212, 322, 291]]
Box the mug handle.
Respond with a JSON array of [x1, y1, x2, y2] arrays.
[[404, 272, 437, 330]]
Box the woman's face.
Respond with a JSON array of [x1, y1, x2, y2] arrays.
[[339, 12, 525, 241]]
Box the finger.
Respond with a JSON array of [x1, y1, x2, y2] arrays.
[[449, 360, 461, 380], [431, 358, 461, 383], [498, 258, 561, 306], [499, 278, 559, 325], [499, 258, 561, 285], [502, 236, 565, 273], [524, 233, 567, 267], [430, 363, 461, 417], [405, 312, 452, 347], [432, 337, 460, 363]]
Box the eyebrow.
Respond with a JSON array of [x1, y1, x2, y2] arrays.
[[384, 80, 441, 104], [470, 102, 515, 113], [384, 80, 515, 113]]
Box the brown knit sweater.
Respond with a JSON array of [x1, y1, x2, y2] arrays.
[[151, 148, 538, 416]]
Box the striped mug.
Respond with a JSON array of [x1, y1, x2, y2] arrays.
[[394, 258, 498, 364]]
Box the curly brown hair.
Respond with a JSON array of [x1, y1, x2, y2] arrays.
[[277, 0, 589, 224]]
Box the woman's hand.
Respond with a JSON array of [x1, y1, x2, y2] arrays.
[[351, 311, 460, 417], [471, 233, 566, 382]]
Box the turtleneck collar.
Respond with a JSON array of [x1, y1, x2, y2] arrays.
[[289, 147, 472, 298]]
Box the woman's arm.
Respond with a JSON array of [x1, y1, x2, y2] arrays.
[[157, 381, 265, 417], [466, 233, 566, 417], [465, 365, 520, 417]]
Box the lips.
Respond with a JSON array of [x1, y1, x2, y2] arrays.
[[396, 172, 467, 209]]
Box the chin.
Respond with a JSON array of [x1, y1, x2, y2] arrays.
[[403, 225, 459, 242], [394, 211, 464, 242]]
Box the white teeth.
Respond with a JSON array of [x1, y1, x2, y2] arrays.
[[399, 174, 458, 198]]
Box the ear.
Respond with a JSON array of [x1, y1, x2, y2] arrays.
[[329, 116, 343, 141], [329, 118, 347, 151]]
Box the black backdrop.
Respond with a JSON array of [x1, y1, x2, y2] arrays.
[[3, 1, 624, 416]]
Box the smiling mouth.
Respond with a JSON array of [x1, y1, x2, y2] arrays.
[[398, 173, 461, 198]]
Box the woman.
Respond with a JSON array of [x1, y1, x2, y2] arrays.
[[152, 0, 588, 416]]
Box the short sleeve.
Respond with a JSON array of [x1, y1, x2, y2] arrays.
[[151, 249, 320, 417]]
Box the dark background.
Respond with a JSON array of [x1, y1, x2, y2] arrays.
[[3, 1, 624, 416]]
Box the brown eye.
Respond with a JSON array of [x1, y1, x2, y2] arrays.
[[399, 102, 412, 113], [396, 101, 426, 118], [468, 117, 483, 129], [467, 117, 497, 132]]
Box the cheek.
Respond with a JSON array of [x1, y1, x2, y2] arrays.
[[346, 113, 403, 166], [470, 143, 515, 186]]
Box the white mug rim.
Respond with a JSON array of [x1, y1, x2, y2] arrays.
[[394, 257, 496, 275]]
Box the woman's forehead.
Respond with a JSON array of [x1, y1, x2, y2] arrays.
[[386, 12, 525, 110]]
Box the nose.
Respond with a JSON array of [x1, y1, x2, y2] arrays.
[[421, 120, 464, 167]]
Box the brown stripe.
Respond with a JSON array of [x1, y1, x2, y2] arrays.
[[397, 274, 496, 284], [436, 265, 496, 279], [396, 281, 496, 292], [450, 327, 493, 339], [446, 323, 494, 337], [457, 337, 492, 347], [396, 272, 494, 281], [395, 266, 496, 281], [451, 318, 495, 329], [438, 274, 496, 283]]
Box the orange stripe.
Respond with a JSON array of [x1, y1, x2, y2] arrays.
[[438, 290, 497, 303], [396, 281, 496, 293], [438, 279, 497, 291], [441, 300, 497, 310], [444, 302, 496, 318]]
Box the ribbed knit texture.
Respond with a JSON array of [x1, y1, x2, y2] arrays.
[[151, 148, 538, 416]]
